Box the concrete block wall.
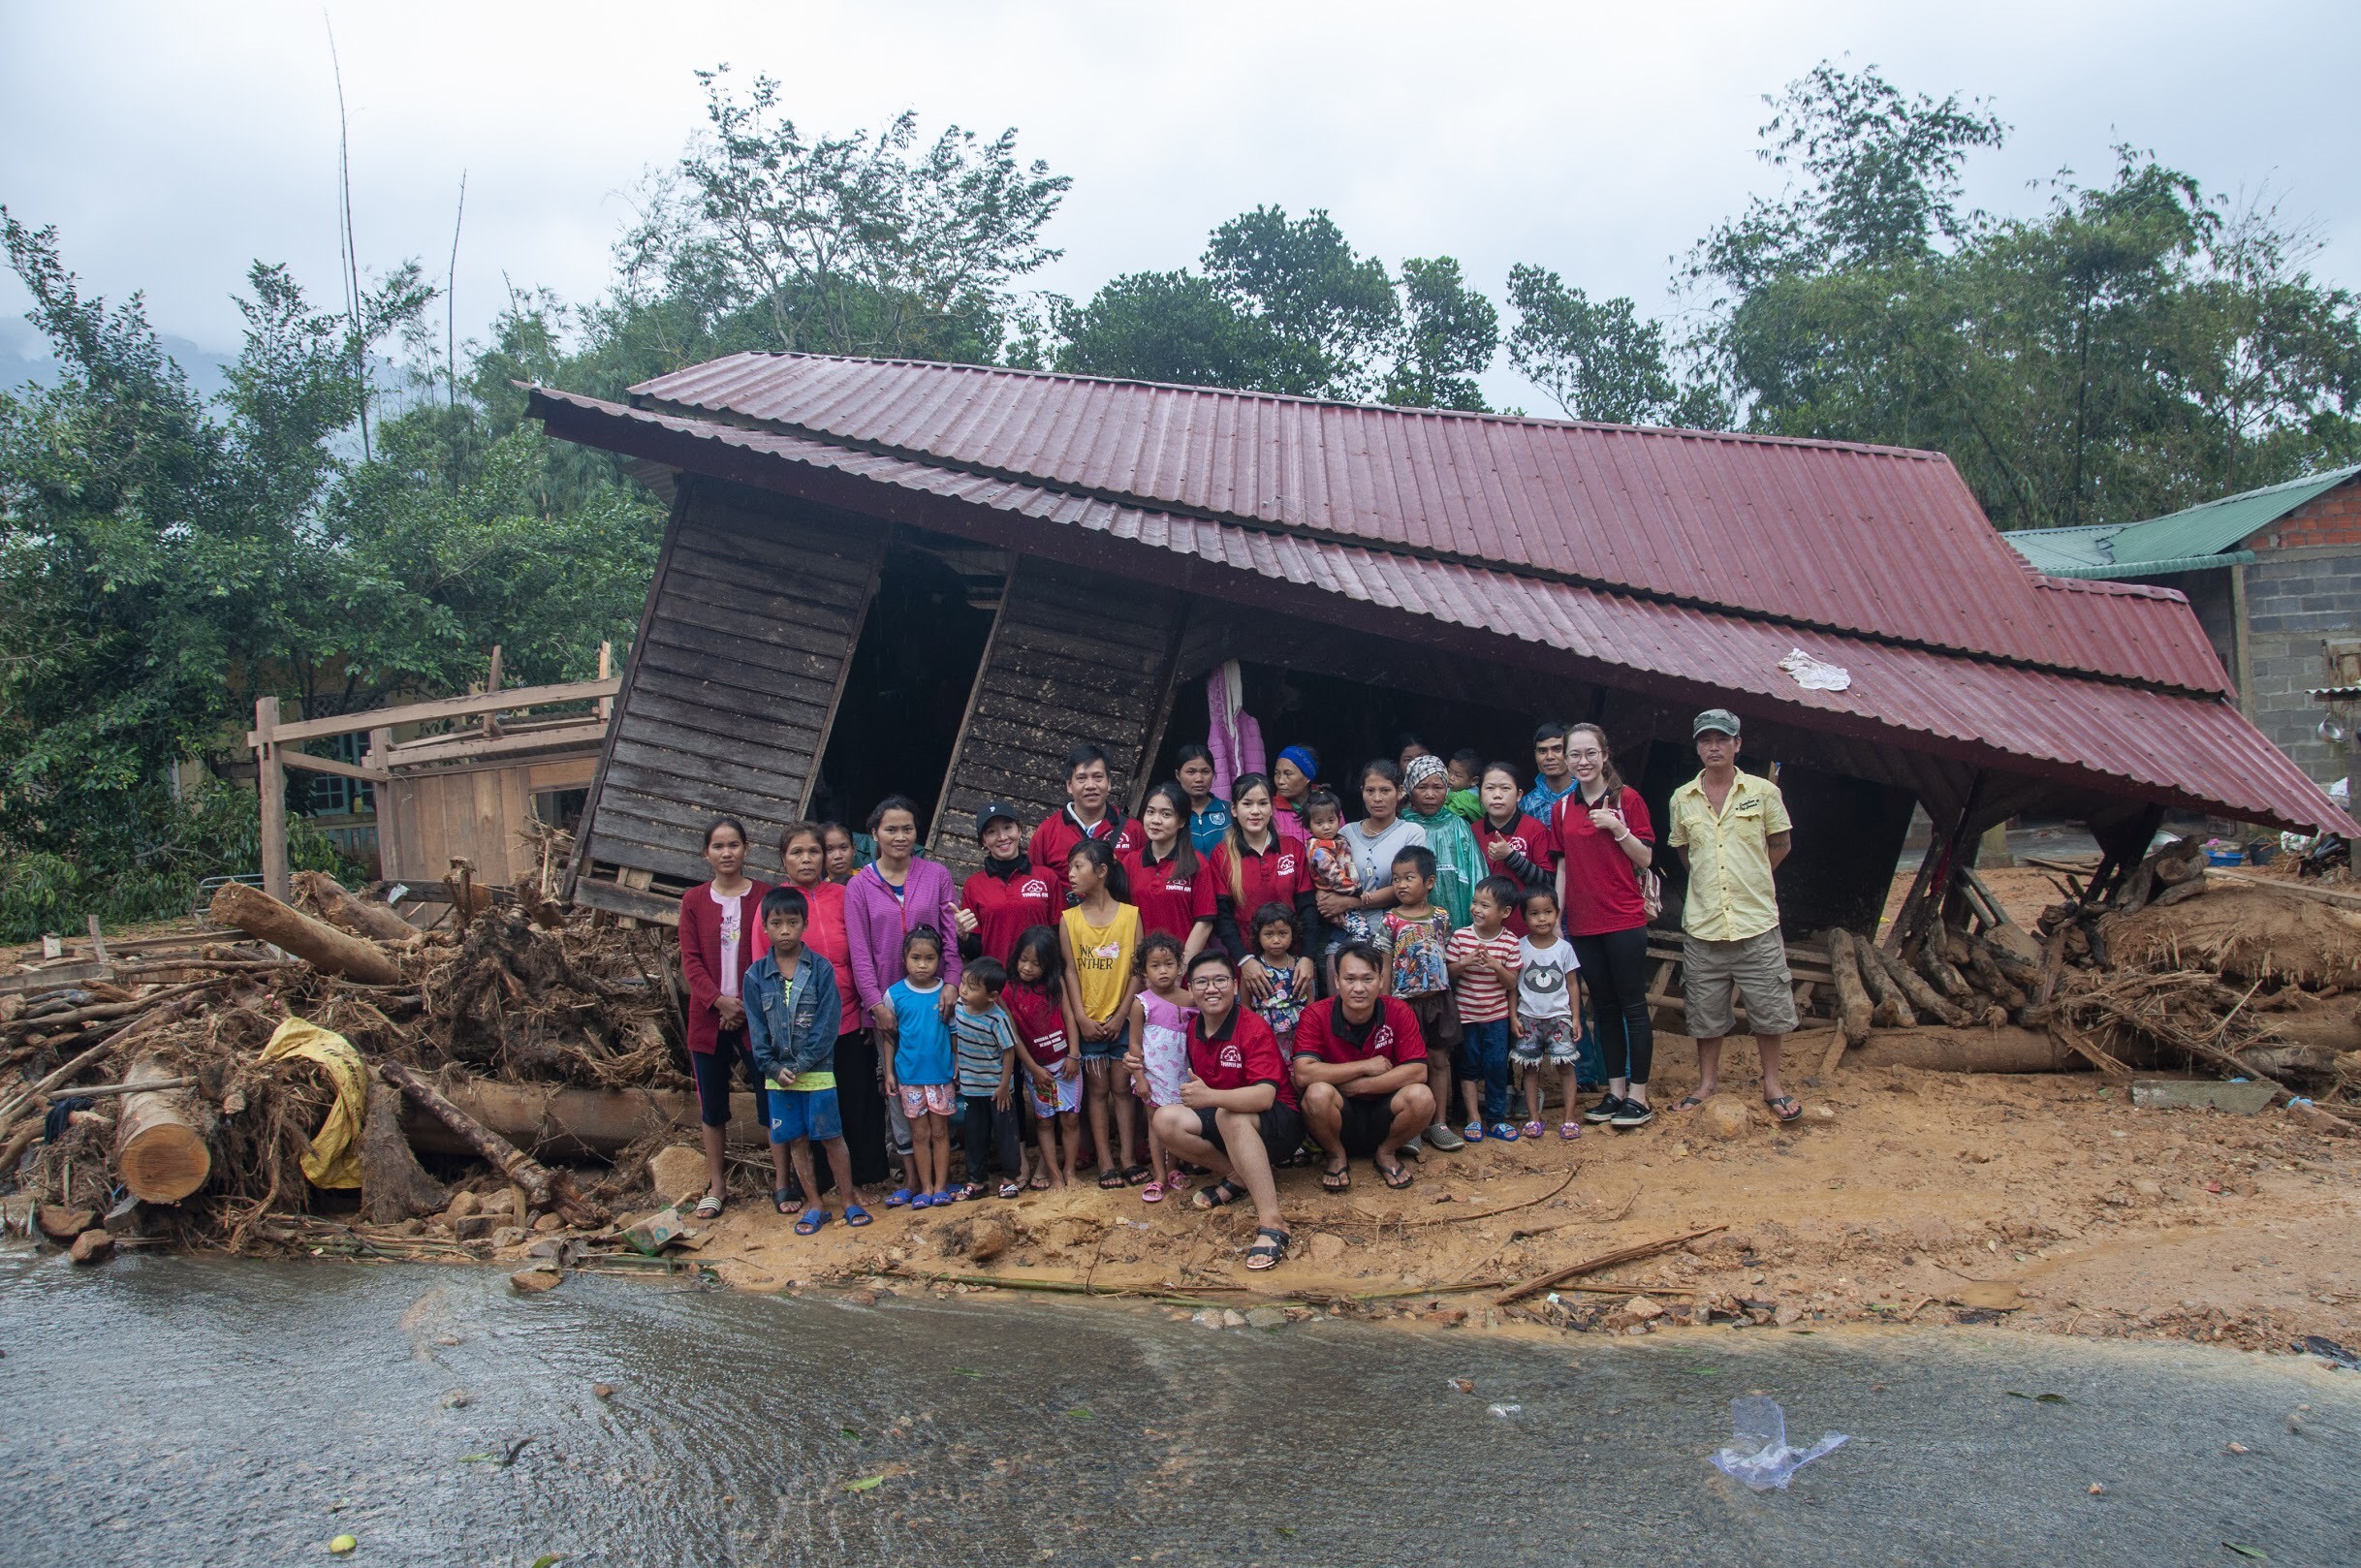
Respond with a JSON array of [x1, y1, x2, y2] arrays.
[[2240, 477, 2361, 785]]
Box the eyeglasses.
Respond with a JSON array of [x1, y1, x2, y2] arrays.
[[1189, 973, 1234, 990], [1567, 748, 1604, 761]]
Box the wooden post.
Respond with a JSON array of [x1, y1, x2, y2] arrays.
[[481, 645, 503, 740], [596, 642, 614, 721], [365, 726, 398, 881], [256, 695, 289, 902]]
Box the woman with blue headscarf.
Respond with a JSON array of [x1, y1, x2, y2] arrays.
[[1272, 744, 1318, 836]]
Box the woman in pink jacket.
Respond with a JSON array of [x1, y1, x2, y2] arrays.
[[842, 796, 963, 1194]]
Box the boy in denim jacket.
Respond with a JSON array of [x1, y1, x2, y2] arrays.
[[744, 887, 868, 1232]]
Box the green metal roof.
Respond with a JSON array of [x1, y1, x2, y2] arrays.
[[2001, 464, 2360, 579]]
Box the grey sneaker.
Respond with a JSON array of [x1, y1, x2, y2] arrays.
[[1425, 1122, 1467, 1151]]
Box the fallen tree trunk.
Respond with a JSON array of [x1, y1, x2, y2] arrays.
[[1848, 1026, 2075, 1075], [209, 884, 402, 985], [1823, 928, 1873, 1046], [112, 1052, 211, 1202], [400, 1078, 767, 1159], [1915, 942, 1975, 1002], [360, 1079, 450, 1224], [293, 870, 419, 946], [1850, 927, 1915, 1026], [377, 1059, 604, 1223]]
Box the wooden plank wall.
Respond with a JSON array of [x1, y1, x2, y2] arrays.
[[383, 756, 596, 885], [577, 485, 889, 893], [929, 557, 1188, 879]]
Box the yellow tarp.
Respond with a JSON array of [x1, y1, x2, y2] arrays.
[[259, 1017, 368, 1188]]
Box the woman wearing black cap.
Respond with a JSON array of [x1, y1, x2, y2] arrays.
[[956, 802, 1056, 966]]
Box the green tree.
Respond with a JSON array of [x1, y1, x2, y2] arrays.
[[1384, 256, 1497, 411], [1506, 264, 1687, 423], [1201, 206, 1401, 399], [1052, 269, 1271, 387]]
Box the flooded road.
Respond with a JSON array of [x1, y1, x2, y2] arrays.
[[6, 1249, 2356, 1567]]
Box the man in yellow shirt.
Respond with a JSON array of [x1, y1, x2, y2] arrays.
[[1665, 710, 1802, 1122]]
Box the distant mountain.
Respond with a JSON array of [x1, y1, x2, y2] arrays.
[[0, 322, 237, 400]]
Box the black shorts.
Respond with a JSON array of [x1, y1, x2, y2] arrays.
[[691, 1030, 769, 1128], [1197, 1104, 1305, 1166], [1338, 1094, 1405, 1156], [1403, 989, 1463, 1051]]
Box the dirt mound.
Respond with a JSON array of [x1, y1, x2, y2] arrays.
[[2104, 882, 2361, 989]]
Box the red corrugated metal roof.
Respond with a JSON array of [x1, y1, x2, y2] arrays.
[[529, 385, 2355, 834], [628, 353, 2229, 695]]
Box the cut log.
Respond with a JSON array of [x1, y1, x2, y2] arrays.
[[292, 870, 418, 945], [360, 1079, 450, 1225], [1854, 1026, 2075, 1074], [112, 1052, 211, 1203], [1962, 943, 2029, 1011], [1869, 943, 1968, 1027], [400, 1078, 767, 1160], [1914, 942, 1975, 1001], [377, 1058, 604, 1224], [1850, 928, 1917, 1026], [208, 884, 402, 985], [1822, 928, 1873, 1047], [2151, 877, 2210, 908]]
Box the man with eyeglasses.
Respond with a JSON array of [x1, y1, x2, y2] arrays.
[[1149, 950, 1298, 1270]]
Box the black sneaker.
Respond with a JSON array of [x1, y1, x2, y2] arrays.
[[1584, 1094, 1625, 1124], [1609, 1100, 1656, 1130]]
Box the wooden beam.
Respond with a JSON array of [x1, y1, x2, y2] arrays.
[[572, 874, 682, 926], [365, 726, 398, 877], [796, 525, 890, 821], [929, 558, 1018, 861], [385, 720, 608, 769], [1129, 598, 1193, 816], [250, 676, 620, 747], [277, 751, 390, 783], [256, 695, 289, 901]]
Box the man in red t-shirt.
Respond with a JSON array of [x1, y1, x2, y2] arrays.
[[1291, 942, 1432, 1189], [1149, 951, 1298, 1270], [1028, 744, 1144, 907]]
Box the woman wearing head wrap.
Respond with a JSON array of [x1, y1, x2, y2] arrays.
[[1272, 744, 1319, 835], [1399, 754, 1487, 929]]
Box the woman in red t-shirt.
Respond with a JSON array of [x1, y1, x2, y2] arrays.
[[1207, 773, 1316, 997], [956, 803, 1057, 966], [1123, 782, 1215, 958], [1548, 723, 1657, 1128], [1472, 761, 1553, 936]]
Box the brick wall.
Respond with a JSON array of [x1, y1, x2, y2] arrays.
[[2256, 478, 2361, 552]]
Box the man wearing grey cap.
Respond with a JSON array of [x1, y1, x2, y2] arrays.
[[1665, 709, 1804, 1122]]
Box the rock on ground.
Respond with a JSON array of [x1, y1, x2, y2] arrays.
[[646, 1145, 708, 1205]]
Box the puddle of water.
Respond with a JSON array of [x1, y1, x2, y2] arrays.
[[5, 1249, 2355, 1566]]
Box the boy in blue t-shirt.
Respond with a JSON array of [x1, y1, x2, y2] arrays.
[[742, 886, 866, 1235], [881, 925, 956, 1207]]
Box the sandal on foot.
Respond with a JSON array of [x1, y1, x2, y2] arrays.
[[1245, 1227, 1290, 1270], [1765, 1094, 1803, 1122], [955, 1181, 986, 1202], [773, 1188, 798, 1215], [1141, 1182, 1166, 1204], [998, 1179, 1023, 1200], [1122, 1163, 1153, 1186], [886, 1187, 914, 1207], [1097, 1168, 1128, 1190], [1028, 1172, 1053, 1190], [1461, 1120, 1486, 1144], [1489, 1122, 1521, 1142], [1320, 1163, 1351, 1192], [1164, 1170, 1192, 1192], [1191, 1178, 1246, 1210], [1375, 1156, 1413, 1190], [844, 1204, 873, 1227], [1521, 1119, 1545, 1141], [694, 1193, 724, 1219], [793, 1207, 829, 1235], [1559, 1121, 1583, 1140], [1672, 1093, 1711, 1113]]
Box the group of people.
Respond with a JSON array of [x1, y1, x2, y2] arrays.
[[677, 708, 1803, 1271]]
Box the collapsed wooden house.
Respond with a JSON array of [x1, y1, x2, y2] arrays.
[[525, 354, 2356, 940]]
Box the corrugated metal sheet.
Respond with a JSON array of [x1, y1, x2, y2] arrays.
[[628, 354, 2230, 695], [2113, 464, 2361, 565], [530, 386, 2356, 834]]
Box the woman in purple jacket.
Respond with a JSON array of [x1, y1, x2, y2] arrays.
[[843, 796, 963, 1193]]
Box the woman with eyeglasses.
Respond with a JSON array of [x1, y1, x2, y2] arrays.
[[1148, 950, 1298, 1270]]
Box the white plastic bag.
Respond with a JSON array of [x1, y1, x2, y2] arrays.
[[1709, 1396, 1848, 1490], [1778, 648, 1852, 692]]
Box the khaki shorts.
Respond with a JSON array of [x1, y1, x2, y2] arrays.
[[1682, 928, 1797, 1038]]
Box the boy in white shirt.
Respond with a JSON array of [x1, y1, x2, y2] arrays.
[[1512, 886, 1584, 1140]]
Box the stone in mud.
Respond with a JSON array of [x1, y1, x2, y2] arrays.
[[1244, 1306, 1287, 1330], [1696, 1099, 1756, 1141], [1220, 1309, 1247, 1329], [36, 1205, 94, 1242], [509, 1266, 562, 1294], [444, 1191, 482, 1222], [68, 1228, 115, 1266], [532, 1211, 566, 1233], [646, 1145, 708, 1204], [489, 1225, 529, 1249], [1605, 1296, 1664, 1331], [452, 1214, 494, 1242], [1305, 1232, 1347, 1265], [951, 1211, 1020, 1264]]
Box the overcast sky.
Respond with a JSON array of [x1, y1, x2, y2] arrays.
[[4, 0, 2357, 410]]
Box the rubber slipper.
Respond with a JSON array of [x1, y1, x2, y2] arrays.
[[1765, 1094, 1803, 1122], [1489, 1122, 1521, 1143], [843, 1204, 873, 1227], [886, 1187, 914, 1207], [1521, 1119, 1544, 1141], [1191, 1178, 1245, 1210], [1245, 1226, 1290, 1270], [1559, 1121, 1583, 1140], [693, 1194, 723, 1219], [1320, 1164, 1351, 1192], [793, 1207, 829, 1235], [1122, 1163, 1153, 1186], [1097, 1168, 1128, 1190], [1028, 1173, 1053, 1190], [1672, 1094, 1710, 1112], [1374, 1157, 1412, 1190], [1141, 1182, 1165, 1204], [997, 1179, 1023, 1199], [1164, 1170, 1192, 1192], [772, 1188, 797, 1215]]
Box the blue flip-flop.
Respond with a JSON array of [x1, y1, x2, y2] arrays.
[[844, 1204, 873, 1227], [793, 1207, 829, 1235]]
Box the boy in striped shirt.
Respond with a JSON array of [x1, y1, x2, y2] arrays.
[[950, 957, 1024, 1199], [1445, 876, 1525, 1142]]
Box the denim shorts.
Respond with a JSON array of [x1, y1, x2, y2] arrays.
[[768, 1086, 842, 1145], [1080, 1020, 1132, 1062]]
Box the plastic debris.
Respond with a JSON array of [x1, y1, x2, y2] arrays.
[[1778, 649, 1852, 692], [2295, 1334, 2359, 1370], [1487, 1403, 1521, 1418], [1708, 1396, 1847, 1490]]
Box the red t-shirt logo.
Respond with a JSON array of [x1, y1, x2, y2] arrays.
[[1020, 878, 1050, 899], [1371, 1024, 1395, 1055], [1218, 1044, 1243, 1070], [1277, 855, 1299, 876]]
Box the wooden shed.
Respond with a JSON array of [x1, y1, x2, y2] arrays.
[[527, 354, 2355, 939]]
